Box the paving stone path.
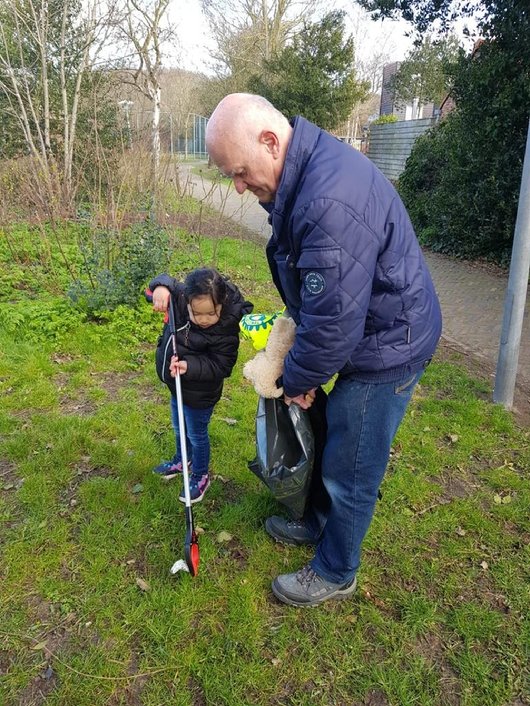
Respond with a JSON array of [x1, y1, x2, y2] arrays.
[[183, 166, 530, 392]]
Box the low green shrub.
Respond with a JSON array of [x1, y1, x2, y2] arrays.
[[93, 302, 163, 348], [371, 114, 398, 125], [68, 221, 171, 315], [0, 297, 85, 344]]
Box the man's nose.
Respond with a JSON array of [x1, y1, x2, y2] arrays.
[[233, 175, 246, 194]]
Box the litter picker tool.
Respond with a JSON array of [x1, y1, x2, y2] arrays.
[[166, 294, 200, 577]]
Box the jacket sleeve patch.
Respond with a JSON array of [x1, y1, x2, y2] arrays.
[[304, 271, 326, 295]]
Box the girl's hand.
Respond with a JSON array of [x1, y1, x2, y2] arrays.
[[152, 286, 171, 312], [170, 356, 188, 376]]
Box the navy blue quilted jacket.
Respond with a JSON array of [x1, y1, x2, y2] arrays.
[[264, 116, 442, 398]]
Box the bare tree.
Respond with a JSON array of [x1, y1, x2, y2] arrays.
[[0, 0, 118, 211], [159, 68, 209, 146], [117, 0, 174, 193], [348, 5, 397, 93], [389, 34, 461, 115], [201, 0, 321, 87]]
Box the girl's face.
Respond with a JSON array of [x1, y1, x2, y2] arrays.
[[188, 295, 222, 328]]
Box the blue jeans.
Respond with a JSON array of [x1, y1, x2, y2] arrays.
[[170, 396, 214, 476], [306, 370, 422, 585]]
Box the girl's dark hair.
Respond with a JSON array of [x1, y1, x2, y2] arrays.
[[184, 268, 227, 306]]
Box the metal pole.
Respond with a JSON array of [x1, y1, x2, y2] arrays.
[[185, 115, 188, 161], [169, 114, 173, 157], [493, 118, 530, 408]]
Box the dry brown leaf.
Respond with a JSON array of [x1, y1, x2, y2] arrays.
[[136, 577, 151, 592]]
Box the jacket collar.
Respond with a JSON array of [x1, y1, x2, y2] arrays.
[[261, 116, 321, 230], [274, 116, 321, 216]]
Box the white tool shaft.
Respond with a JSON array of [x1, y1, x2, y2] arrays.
[[173, 365, 192, 507]]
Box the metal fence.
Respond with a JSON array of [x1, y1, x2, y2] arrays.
[[367, 118, 437, 180], [119, 108, 209, 160], [173, 113, 208, 160]]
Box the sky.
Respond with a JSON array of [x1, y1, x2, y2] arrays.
[[171, 0, 216, 73], [171, 0, 418, 74], [170, 0, 477, 78]]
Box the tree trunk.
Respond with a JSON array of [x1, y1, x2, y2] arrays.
[[151, 82, 161, 190]]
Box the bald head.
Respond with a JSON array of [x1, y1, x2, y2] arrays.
[[205, 93, 293, 203], [206, 93, 290, 150]]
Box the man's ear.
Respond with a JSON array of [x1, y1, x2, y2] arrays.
[[260, 130, 280, 157]]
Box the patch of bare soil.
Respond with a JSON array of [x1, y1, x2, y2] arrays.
[[0, 459, 23, 542], [15, 666, 58, 705], [436, 337, 530, 428], [413, 634, 461, 706], [204, 535, 249, 575], [187, 676, 208, 706], [97, 371, 142, 398], [55, 372, 97, 416], [269, 682, 384, 706], [428, 471, 480, 502], [0, 458, 19, 487], [12, 600, 77, 706], [0, 649, 13, 674], [360, 691, 390, 706], [107, 652, 149, 706], [459, 571, 515, 614], [60, 457, 115, 511], [223, 538, 249, 568], [58, 396, 98, 416], [56, 370, 147, 415], [213, 475, 241, 505], [136, 382, 166, 405]]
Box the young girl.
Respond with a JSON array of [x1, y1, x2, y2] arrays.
[[149, 267, 253, 504]]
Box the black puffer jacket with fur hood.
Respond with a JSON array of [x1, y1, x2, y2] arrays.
[[149, 273, 253, 408]]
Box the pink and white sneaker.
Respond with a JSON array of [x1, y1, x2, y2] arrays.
[[179, 474, 210, 504]]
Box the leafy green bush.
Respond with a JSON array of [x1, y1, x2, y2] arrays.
[[399, 101, 521, 264], [397, 10, 530, 266], [68, 221, 170, 315], [371, 114, 399, 125], [398, 119, 454, 251], [251, 11, 369, 132]]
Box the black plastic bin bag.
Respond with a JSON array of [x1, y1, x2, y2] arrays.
[[248, 396, 314, 519]]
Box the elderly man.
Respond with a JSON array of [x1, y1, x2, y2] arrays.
[[206, 93, 442, 607]]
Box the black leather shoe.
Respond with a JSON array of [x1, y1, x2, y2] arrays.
[[265, 516, 318, 546]]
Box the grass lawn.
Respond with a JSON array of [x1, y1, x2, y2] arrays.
[[0, 222, 529, 706], [190, 163, 233, 186]]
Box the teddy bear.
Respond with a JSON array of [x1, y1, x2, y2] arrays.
[[243, 314, 296, 398]]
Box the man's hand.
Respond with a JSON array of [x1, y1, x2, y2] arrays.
[[170, 356, 188, 377], [152, 286, 171, 312], [284, 388, 316, 410]]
